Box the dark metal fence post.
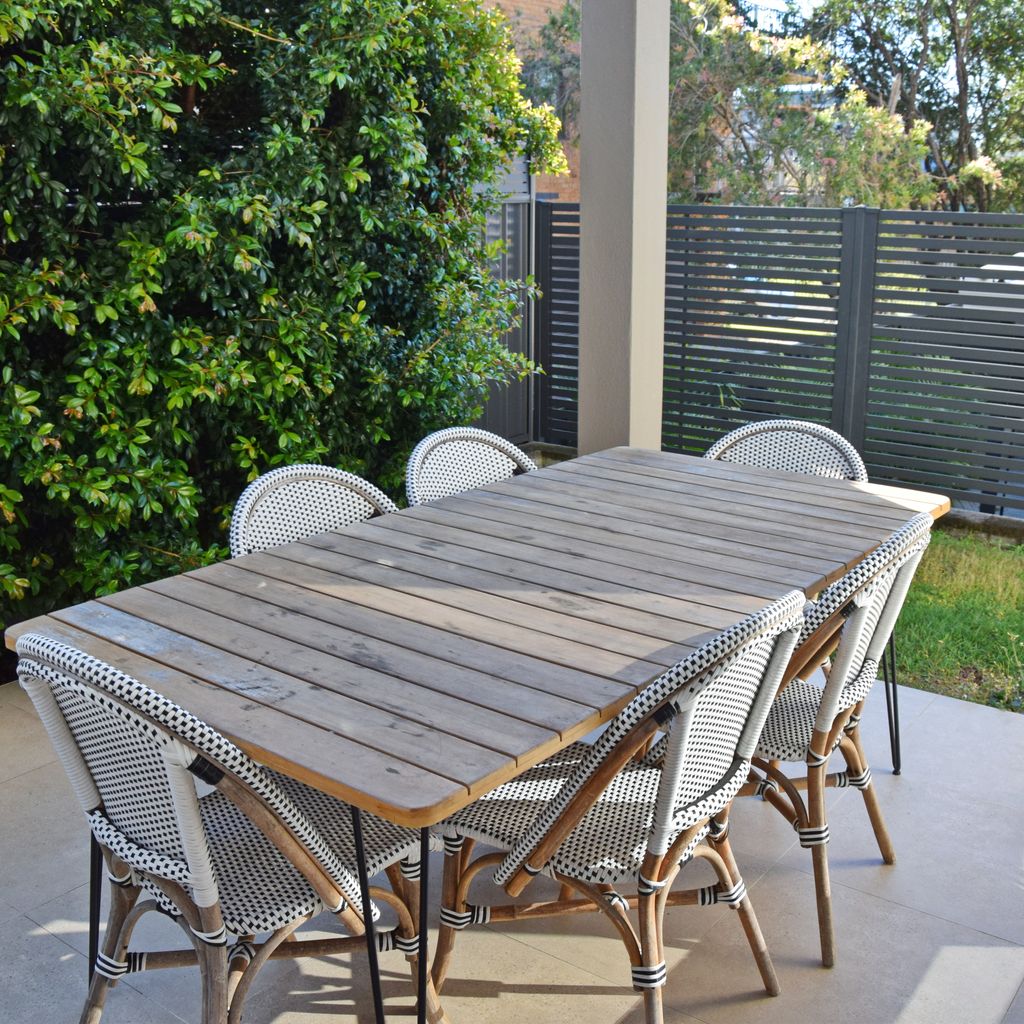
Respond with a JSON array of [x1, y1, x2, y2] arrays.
[[831, 206, 880, 453], [532, 200, 553, 443]]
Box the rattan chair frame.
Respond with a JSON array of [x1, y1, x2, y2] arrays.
[[229, 464, 398, 558], [404, 427, 536, 506], [739, 514, 932, 968], [16, 634, 442, 1024], [430, 592, 805, 1024]]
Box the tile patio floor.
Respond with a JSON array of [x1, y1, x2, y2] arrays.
[[2, 677, 1022, 1024]]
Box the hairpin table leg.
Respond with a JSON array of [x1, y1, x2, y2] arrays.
[[89, 833, 102, 980], [352, 807, 386, 1024]]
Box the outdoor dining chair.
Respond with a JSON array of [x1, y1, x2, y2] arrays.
[[404, 426, 536, 506], [229, 464, 398, 557], [16, 633, 438, 1024], [704, 418, 905, 775], [739, 513, 931, 967], [704, 418, 869, 481], [430, 590, 805, 1023]]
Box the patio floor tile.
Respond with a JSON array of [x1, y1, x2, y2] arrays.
[[659, 865, 1024, 1024], [0, 912, 187, 1024], [1005, 981, 1024, 1024], [0, 700, 58, 785], [0, 760, 88, 912], [783, 771, 1024, 946]]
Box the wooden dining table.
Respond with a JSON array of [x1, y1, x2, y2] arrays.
[[4, 446, 950, 1021]]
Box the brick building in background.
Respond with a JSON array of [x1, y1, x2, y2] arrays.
[[489, 0, 581, 200]]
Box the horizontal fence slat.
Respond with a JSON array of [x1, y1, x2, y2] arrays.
[[531, 201, 1024, 510]]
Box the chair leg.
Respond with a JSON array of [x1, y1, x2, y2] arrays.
[[807, 768, 835, 968], [841, 733, 896, 865], [199, 941, 229, 1024], [709, 834, 779, 996], [430, 845, 461, 993], [79, 876, 140, 1024], [637, 889, 665, 1024]]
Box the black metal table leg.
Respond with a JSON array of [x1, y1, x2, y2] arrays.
[[351, 807, 386, 1024], [883, 632, 901, 775], [88, 833, 102, 980], [418, 827, 429, 1024]]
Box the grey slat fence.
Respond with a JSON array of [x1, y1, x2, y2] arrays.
[[532, 202, 1024, 513]]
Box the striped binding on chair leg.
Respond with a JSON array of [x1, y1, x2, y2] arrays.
[[439, 904, 490, 929], [230, 939, 258, 966], [377, 929, 420, 954], [796, 823, 830, 847], [698, 879, 747, 908], [637, 873, 667, 896], [631, 962, 668, 989], [95, 951, 148, 979], [190, 924, 228, 946], [106, 867, 137, 888], [844, 712, 862, 734], [603, 891, 630, 914], [754, 776, 779, 798], [834, 767, 872, 790]]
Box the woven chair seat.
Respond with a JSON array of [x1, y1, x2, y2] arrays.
[[446, 744, 749, 886], [755, 661, 880, 763], [141, 773, 419, 935]]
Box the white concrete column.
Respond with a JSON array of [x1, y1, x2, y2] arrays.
[[577, 0, 670, 453]]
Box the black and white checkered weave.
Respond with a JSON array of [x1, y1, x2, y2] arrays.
[[17, 634, 419, 933], [229, 464, 398, 557], [704, 419, 868, 481], [440, 592, 803, 889], [404, 427, 536, 506]]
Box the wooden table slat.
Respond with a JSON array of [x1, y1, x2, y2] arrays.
[[241, 549, 694, 671], [297, 530, 721, 645], [309, 525, 747, 634], [475, 475, 852, 584], [403, 501, 791, 605], [192, 563, 635, 721], [435, 489, 816, 589], [550, 457, 923, 534], [383, 510, 772, 616], [77, 595, 516, 787], [140, 575, 562, 755], [594, 448, 948, 515], [586, 449, 939, 521], [496, 473, 885, 560]]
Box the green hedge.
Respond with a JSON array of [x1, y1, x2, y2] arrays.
[[0, 0, 564, 627]]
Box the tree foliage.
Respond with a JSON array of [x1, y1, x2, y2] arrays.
[[511, 0, 931, 207], [0, 0, 563, 625], [808, 0, 1024, 210], [669, 0, 932, 206]]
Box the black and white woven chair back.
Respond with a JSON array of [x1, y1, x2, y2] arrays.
[[405, 427, 536, 506], [15, 634, 363, 911], [493, 591, 805, 885], [705, 420, 868, 482], [230, 464, 398, 557], [805, 514, 931, 733]]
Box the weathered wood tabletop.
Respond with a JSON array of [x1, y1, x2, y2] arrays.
[[4, 448, 949, 827]]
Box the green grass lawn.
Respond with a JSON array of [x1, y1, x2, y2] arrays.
[[898, 529, 1024, 712]]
